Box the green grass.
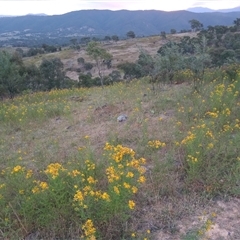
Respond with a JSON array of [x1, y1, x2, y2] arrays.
[[0, 68, 239, 239]]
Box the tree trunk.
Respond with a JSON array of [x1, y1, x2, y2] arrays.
[[96, 60, 104, 88]]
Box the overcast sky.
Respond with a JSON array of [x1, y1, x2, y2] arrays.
[[0, 0, 239, 16]]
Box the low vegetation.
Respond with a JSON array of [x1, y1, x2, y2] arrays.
[[0, 63, 240, 239], [0, 19, 240, 240]]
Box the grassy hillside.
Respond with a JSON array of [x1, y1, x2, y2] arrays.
[[0, 64, 239, 239], [23, 33, 195, 81]]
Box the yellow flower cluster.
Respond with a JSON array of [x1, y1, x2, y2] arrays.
[[181, 132, 196, 145], [74, 185, 111, 207], [222, 108, 231, 116], [26, 170, 33, 179], [44, 163, 65, 179], [11, 165, 24, 174], [110, 144, 135, 163], [87, 176, 97, 184], [85, 160, 96, 171], [82, 219, 96, 239], [235, 119, 240, 129], [73, 190, 84, 205], [104, 143, 146, 210], [69, 169, 81, 177], [187, 155, 198, 163], [106, 166, 120, 183], [128, 200, 136, 210], [205, 130, 214, 139], [148, 140, 166, 149], [207, 143, 214, 149], [210, 83, 225, 98], [32, 181, 49, 194], [205, 111, 218, 118]]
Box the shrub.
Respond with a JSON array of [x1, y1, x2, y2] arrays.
[[77, 57, 85, 65], [0, 143, 146, 239], [176, 73, 240, 195], [84, 62, 93, 70]]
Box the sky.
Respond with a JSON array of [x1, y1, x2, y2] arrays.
[[0, 0, 239, 16]]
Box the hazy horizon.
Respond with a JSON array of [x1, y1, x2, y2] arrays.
[[0, 0, 239, 16]]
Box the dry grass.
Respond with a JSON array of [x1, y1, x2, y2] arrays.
[[22, 32, 196, 81]]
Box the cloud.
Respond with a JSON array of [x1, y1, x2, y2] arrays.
[[192, 0, 239, 9], [0, 0, 239, 15]]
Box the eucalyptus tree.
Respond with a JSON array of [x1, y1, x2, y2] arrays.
[[233, 18, 240, 31], [186, 36, 211, 89], [86, 41, 112, 87], [189, 19, 204, 32], [0, 51, 24, 98], [155, 42, 184, 84], [137, 50, 157, 90], [39, 58, 65, 90]]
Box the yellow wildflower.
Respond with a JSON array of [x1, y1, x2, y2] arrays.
[[123, 182, 131, 189], [45, 163, 64, 179], [87, 176, 97, 184], [39, 181, 48, 190], [11, 165, 23, 174], [71, 170, 81, 177], [82, 219, 96, 238], [101, 192, 110, 201], [114, 186, 120, 195], [132, 186, 138, 194], [137, 176, 146, 183], [19, 190, 24, 194], [207, 143, 214, 149], [126, 172, 134, 178], [32, 186, 40, 194], [128, 200, 135, 210], [74, 190, 84, 203], [26, 170, 33, 179]]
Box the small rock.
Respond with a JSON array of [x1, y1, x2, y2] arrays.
[[117, 114, 128, 122]]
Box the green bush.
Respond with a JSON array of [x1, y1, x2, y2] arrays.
[[0, 143, 146, 239]]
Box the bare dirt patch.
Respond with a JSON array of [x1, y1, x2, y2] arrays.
[[152, 197, 240, 240]]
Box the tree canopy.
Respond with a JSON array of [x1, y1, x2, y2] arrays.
[[189, 19, 204, 32], [126, 31, 135, 38]]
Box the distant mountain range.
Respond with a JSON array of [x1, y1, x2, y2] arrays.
[[187, 6, 240, 13], [0, 9, 239, 46], [1, 10, 240, 35]]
